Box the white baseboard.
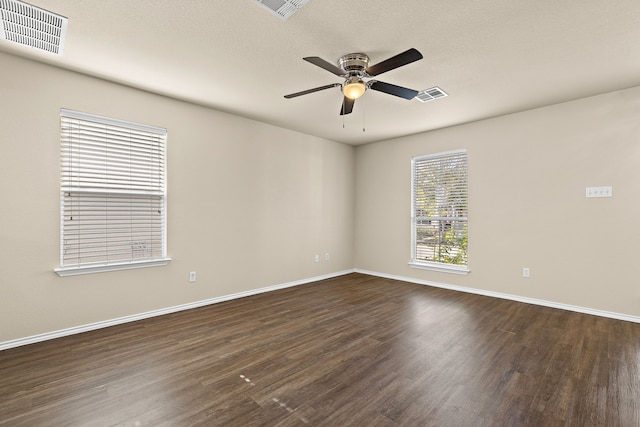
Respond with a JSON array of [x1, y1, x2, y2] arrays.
[[0, 269, 356, 352], [5, 267, 636, 352], [355, 268, 640, 324]]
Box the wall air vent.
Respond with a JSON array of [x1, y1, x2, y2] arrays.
[[252, 0, 310, 20], [416, 86, 448, 103], [0, 0, 67, 54]]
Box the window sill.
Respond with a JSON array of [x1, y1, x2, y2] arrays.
[[409, 260, 470, 275], [55, 258, 171, 277]]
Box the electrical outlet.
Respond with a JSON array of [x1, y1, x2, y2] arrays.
[[522, 268, 530, 278], [314, 254, 319, 263], [189, 271, 196, 282], [325, 253, 330, 261]]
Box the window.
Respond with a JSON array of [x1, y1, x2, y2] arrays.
[[56, 109, 169, 276], [410, 149, 469, 274]]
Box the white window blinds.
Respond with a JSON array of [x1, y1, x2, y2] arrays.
[[411, 149, 468, 272], [56, 109, 169, 276]]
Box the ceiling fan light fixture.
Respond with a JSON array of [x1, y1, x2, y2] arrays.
[[343, 78, 366, 99]]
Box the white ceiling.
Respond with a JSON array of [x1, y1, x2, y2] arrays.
[[2, 0, 640, 145]]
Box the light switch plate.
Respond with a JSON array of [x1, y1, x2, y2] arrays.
[[586, 186, 612, 198]]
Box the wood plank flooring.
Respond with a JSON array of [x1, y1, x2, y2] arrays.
[[1, 273, 639, 426]]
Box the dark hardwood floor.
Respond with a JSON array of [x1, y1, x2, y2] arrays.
[[1, 273, 639, 426]]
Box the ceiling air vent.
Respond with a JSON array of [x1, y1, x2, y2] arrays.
[[252, 0, 310, 20], [0, 0, 67, 54], [416, 86, 448, 103]]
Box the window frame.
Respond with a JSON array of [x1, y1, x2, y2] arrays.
[[55, 109, 170, 276], [409, 149, 470, 275]]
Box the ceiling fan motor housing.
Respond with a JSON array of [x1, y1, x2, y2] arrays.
[[338, 53, 369, 76]]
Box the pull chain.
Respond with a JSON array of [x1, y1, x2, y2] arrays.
[[362, 97, 366, 132]]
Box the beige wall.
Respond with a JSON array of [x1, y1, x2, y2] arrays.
[[355, 86, 640, 317], [2, 49, 639, 345], [0, 52, 356, 343]]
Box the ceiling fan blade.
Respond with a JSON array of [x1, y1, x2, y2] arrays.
[[365, 48, 423, 77], [303, 57, 346, 76], [340, 97, 354, 115], [369, 80, 419, 100], [284, 83, 341, 99]]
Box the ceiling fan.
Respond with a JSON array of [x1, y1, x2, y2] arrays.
[[284, 48, 423, 115]]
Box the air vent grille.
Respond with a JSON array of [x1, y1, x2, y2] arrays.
[[252, 0, 310, 20], [0, 0, 67, 54], [416, 86, 448, 103]]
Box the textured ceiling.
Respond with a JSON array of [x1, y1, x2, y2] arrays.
[[2, 0, 640, 145]]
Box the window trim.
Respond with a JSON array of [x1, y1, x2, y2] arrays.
[[408, 260, 470, 275], [55, 109, 170, 276], [55, 258, 171, 277], [409, 149, 470, 275]]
